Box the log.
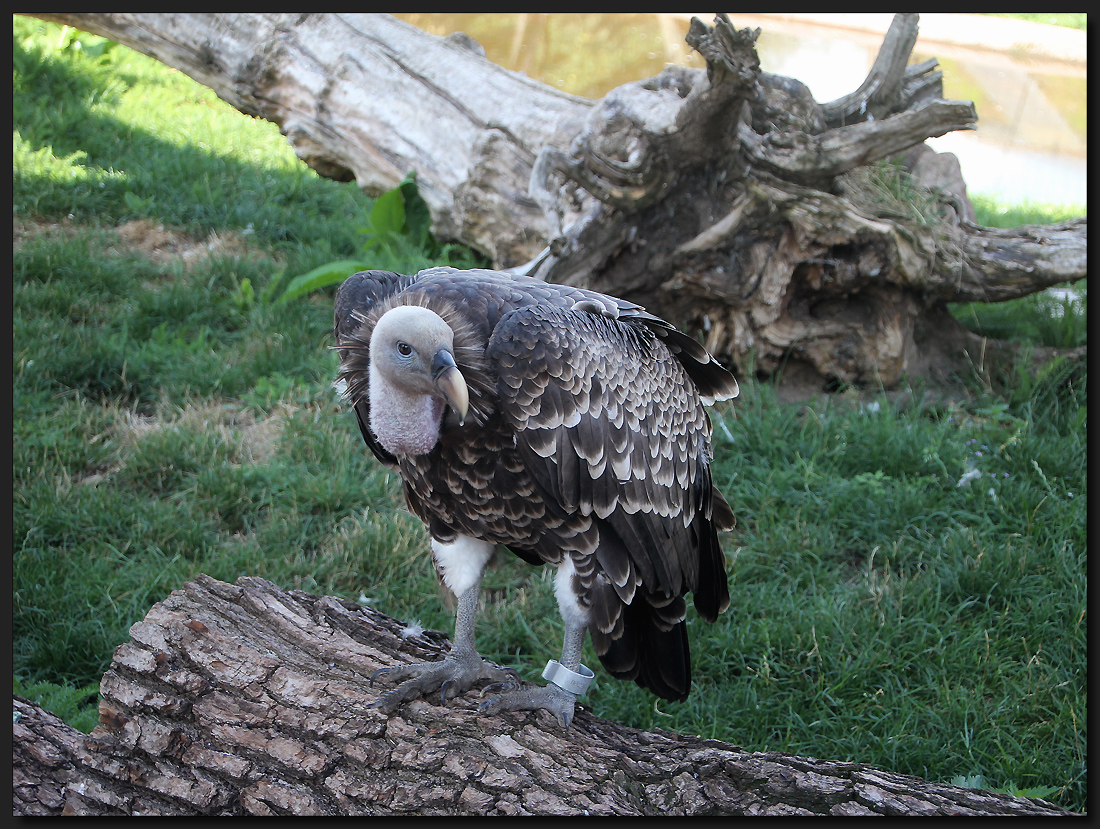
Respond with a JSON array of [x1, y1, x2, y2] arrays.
[[27, 11, 586, 270], [11, 575, 1079, 816], [24, 12, 1086, 391]]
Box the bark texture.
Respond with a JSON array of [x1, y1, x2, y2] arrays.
[[25, 12, 1086, 392], [12, 575, 1079, 817]]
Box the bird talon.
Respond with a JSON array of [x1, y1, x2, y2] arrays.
[[479, 679, 516, 698], [477, 695, 507, 714], [369, 667, 392, 687], [365, 693, 397, 713]]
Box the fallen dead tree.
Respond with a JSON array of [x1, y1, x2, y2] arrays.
[[12, 575, 1080, 816], [24, 12, 1087, 392]]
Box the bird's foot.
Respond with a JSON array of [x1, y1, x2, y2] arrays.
[[367, 653, 513, 714], [477, 680, 580, 728]]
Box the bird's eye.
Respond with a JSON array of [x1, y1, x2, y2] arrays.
[[396, 341, 413, 357]]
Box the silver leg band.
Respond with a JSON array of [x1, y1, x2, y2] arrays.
[[542, 660, 594, 696]]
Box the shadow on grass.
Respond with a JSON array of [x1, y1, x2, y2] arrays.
[[13, 27, 370, 250]]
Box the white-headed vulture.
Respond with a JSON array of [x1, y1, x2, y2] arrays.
[[334, 267, 738, 726]]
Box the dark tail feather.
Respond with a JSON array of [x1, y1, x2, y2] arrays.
[[692, 520, 731, 622], [712, 487, 736, 531], [591, 593, 692, 702]]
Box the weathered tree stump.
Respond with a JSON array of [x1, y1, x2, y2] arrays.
[[24, 12, 1087, 393], [11, 575, 1079, 816]]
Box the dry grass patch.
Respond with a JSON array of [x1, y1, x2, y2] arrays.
[[13, 215, 272, 270]]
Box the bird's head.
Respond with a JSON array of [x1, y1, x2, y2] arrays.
[[368, 305, 470, 455]]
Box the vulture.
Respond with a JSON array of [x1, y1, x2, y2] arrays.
[[334, 267, 738, 726]]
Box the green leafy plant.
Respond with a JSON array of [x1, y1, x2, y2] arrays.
[[277, 170, 483, 304], [950, 774, 1062, 802], [14, 676, 101, 734]]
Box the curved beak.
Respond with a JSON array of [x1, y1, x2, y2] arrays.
[[432, 349, 469, 425]]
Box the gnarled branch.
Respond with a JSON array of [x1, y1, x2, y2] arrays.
[[741, 99, 978, 185]]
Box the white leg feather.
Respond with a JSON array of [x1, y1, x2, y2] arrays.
[[554, 556, 591, 632], [432, 535, 495, 598]]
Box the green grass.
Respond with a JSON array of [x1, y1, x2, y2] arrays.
[[12, 16, 1086, 813]]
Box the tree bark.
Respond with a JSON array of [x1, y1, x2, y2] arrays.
[[12, 574, 1079, 817], [25, 12, 1086, 392]]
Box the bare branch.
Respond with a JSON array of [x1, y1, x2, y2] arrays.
[[742, 99, 978, 185], [936, 219, 1088, 303], [821, 12, 919, 126]]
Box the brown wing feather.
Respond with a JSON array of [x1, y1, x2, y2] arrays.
[[489, 303, 731, 623]]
